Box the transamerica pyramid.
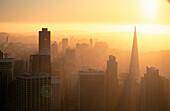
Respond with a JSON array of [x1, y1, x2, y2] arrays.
[[129, 26, 140, 80]]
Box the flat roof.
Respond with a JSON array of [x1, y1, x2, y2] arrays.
[[17, 72, 51, 79], [0, 58, 14, 62]]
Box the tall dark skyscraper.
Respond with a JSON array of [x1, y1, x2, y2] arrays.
[[29, 28, 52, 74], [140, 66, 169, 111], [0, 58, 14, 83], [78, 69, 105, 111], [39, 28, 51, 55], [123, 26, 140, 111], [129, 26, 140, 80], [105, 55, 119, 111], [0, 72, 8, 111], [51, 76, 61, 111], [16, 73, 52, 111], [29, 54, 51, 74]]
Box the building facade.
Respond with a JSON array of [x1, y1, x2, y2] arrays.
[[105, 55, 119, 111], [140, 66, 169, 111], [39, 28, 51, 55], [51, 76, 61, 111], [29, 54, 51, 74], [16, 73, 52, 111], [78, 69, 105, 111]]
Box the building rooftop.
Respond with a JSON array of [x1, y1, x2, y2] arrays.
[[147, 66, 158, 71], [42, 28, 48, 31], [0, 58, 14, 62], [17, 72, 51, 78], [79, 69, 105, 75]]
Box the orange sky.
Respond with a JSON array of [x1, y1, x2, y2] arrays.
[[0, 0, 170, 33]]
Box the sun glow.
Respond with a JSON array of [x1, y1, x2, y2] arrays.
[[142, 0, 158, 18]]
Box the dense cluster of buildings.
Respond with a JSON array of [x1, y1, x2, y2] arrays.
[[0, 27, 169, 111]]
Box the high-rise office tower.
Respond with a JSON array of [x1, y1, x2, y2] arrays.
[[39, 28, 51, 55], [123, 77, 140, 111], [65, 49, 76, 65], [51, 41, 58, 61], [14, 60, 28, 78], [0, 58, 14, 82], [123, 26, 140, 111], [29, 54, 51, 74], [62, 38, 68, 53], [78, 69, 105, 111], [0, 51, 14, 111], [16, 73, 52, 111], [51, 76, 61, 111], [0, 72, 8, 111], [129, 26, 140, 80], [64, 49, 76, 98], [140, 66, 169, 111], [105, 55, 119, 111]]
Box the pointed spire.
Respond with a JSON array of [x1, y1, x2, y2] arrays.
[[129, 26, 140, 80]]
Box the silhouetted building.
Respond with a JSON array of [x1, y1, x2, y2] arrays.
[[16, 73, 52, 111], [65, 49, 76, 65], [129, 26, 140, 80], [29, 54, 51, 74], [8, 80, 16, 111], [70, 73, 78, 100], [14, 60, 28, 78], [75, 43, 90, 68], [123, 26, 140, 111], [64, 49, 76, 99], [51, 41, 58, 61], [123, 76, 140, 111], [140, 66, 169, 111], [0, 72, 8, 111], [39, 28, 51, 55], [0, 58, 14, 82], [51, 58, 61, 77], [94, 42, 108, 53], [52, 76, 61, 111], [78, 69, 105, 111], [105, 55, 119, 111], [62, 38, 68, 54]]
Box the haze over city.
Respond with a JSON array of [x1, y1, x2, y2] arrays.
[[0, 0, 170, 111]]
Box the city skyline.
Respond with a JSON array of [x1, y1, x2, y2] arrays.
[[1, 0, 170, 111]]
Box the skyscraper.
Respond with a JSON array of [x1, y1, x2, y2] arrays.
[[51, 76, 61, 111], [0, 72, 8, 111], [129, 26, 140, 80], [123, 26, 140, 111], [39, 28, 51, 55], [78, 69, 105, 111], [62, 38, 68, 54], [16, 73, 52, 111], [63, 49, 76, 102], [29, 54, 51, 74], [140, 66, 169, 111], [105, 55, 119, 111], [51, 41, 58, 61], [0, 58, 14, 82]]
